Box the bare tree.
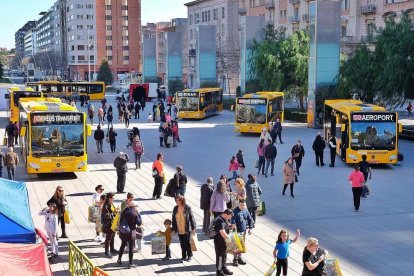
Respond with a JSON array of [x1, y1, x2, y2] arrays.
[[216, 33, 240, 94]]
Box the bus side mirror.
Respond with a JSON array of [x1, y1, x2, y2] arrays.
[[5, 94, 9, 99], [20, 127, 26, 137], [341, 124, 346, 132], [86, 124, 92, 136], [398, 123, 402, 133]]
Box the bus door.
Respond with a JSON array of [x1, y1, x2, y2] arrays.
[[340, 121, 348, 161]]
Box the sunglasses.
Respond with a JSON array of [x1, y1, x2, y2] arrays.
[[59, 190, 64, 192]]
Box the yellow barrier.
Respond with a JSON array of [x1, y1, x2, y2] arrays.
[[68, 240, 109, 276]]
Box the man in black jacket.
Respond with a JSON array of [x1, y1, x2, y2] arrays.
[[173, 165, 188, 196], [328, 134, 337, 167], [312, 133, 326, 167], [200, 177, 214, 234], [94, 125, 105, 153], [5, 121, 15, 147], [264, 139, 277, 177], [272, 118, 283, 144], [114, 152, 129, 193], [291, 140, 305, 175]]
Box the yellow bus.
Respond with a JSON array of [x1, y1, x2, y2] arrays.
[[176, 88, 223, 119], [4, 87, 42, 123], [26, 81, 106, 100], [323, 99, 402, 164], [234, 92, 284, 134], [19, 98, 92, 174]]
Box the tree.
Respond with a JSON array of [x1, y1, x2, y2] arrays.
[[168, 79, 185, 96], [216, 34, 240, 94], [97, 59, 113, 85], [200, 80, 220, 88], [0, 61, 4, 79]]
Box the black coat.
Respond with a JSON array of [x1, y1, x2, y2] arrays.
[[312, 136, 326, 152], [264, 144, 277, 159], [94, 129, 105, 141], [113, 154, 129, 174], [200, 183, 214, 210], [174, 171, 188, 188], [172, 204, 196, 233], [101, 203, 116, 232], [291, 145, 305, 159], [47, 195, 67, 217]]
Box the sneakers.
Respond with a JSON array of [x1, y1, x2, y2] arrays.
[[94, 236, 101, 242], [216, 271, 225, 276], [128, 263, 136, 269], [222, 268, 233, 275], [232, 258, 239, 266], [117, 259, 122, 266], [105, 252, 112, 258], [238, 257, 246, 265], [60, 234, 68, 239], [291, 194, 295, 198]]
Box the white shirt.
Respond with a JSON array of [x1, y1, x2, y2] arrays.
[[39, 210, 58, 233], [92, 192, 102, 206]]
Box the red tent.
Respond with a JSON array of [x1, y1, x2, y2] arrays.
[[0, 242, 52, 276]]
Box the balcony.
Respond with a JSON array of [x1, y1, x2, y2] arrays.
[[360, 35, 376, 43], [266, 0, 275, 9], [289, 0, 301, 4], [361, 4, 376, 15], [238, 7, 247, 15], [340, 36, 356, 44], [302, 14, 309, 21], [189, 49, 196, 56], [288, 16, 300, 23]]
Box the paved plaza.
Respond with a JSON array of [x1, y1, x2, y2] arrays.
[[1, 94, 414, 276]]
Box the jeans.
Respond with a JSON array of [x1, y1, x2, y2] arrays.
[[134, 153, 142, 168], [202, 209, 210, 232], [110, 142, 116, 153], [118, 232, 134, 263], [275, 131, 283, 143], [265, 158, 275, 175], [315, 150, 324, 166], [96, 140, 103, 153], [248, 207, 257, 223], [257, 156, 265, 174], [178, 233, 192, 259], [107, 121, 113, 131], [228, 170, 238, 181], [117, 172, 126, 193], [98, 116, 104, 126], [175, 186, 186, 196], [7, 166, 15, 180], [352, 187, 363, 211], [295, 157, 302, 175]]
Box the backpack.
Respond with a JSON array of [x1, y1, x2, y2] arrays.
[[119, 212, 131, 234], [133, 140, 143, 154], [208, 216, 221, 239]]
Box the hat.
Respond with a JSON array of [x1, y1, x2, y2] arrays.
[[128, 201, 138, 208], [317, 132, 322, 136], [223, 208, 233, 215]]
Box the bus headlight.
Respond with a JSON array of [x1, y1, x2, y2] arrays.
[[347, 154, 358, 161], [77, 161, 87, 169], [29, 163, 41, 169], [389, 154, 397, 161]]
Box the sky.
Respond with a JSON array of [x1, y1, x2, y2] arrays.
[[0, 0, 188, 50]]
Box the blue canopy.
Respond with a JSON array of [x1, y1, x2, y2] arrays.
[[0, 179, 36, 243]]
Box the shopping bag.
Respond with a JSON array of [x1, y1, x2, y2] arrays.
[[264, 263, 277, 276], [324, 258, 343, 276], [190, 233, 199, 251], [111, 212, 120, 232], [238, 233, 246, 253], [255, 159, 259, 169], [226, 232, 243, 254], [151, 236, 166, 255], [64, 209, 71, 224], [3, 137, 7, 146], [88, 206, 97, 223], [361, 184, 370, 197], [257, 201, 266, 216]]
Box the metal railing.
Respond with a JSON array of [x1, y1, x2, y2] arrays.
[[361, 4, 376, 15], [68, 240, 108, 276], [266, 0, 275, 9], [288, 16, 300, 23], [289, 0, 301, 4]]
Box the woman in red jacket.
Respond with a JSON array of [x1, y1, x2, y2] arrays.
[[348, 164, 365, 212]]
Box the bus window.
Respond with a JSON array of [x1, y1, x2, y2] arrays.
[[78, 85, 87, 93], [200, 93, 212, 110], [90, 84, 103, 93]]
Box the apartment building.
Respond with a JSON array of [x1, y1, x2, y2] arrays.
[[155, 22, 173, 83], [142, 23, 157, 80], [185, 0, 240, 92], [142, 23, 156, 38], [238, 0, 267, 17], [24, 30, 36, 56], [15, 21, 36, 57]]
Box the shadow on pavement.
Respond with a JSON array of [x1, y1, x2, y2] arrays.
[[154, 264, 217, 274]]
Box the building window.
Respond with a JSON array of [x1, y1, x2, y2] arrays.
[[202, 11, 205, 23], [208, 10, 211, 21], [77, 14, 83, 19], [106, 46, 112, 50], [213, 9, 218, 20], [122, 16, 128, 20], [86, 4, 93, 8], [121, 5, 128, 10], [90, 55, 94, 61], [250, 0, 255, 8], [106, 5, 111, 10], [87, 14, 94, 19], [78, 45, 85, 50], [71, 55, 75, 61], [105, 15, 112, 20], [76, 4, 83, 8], [71, 45, 75, 51], [122, 46, 129, 50], [106, 25, 112, 30], [122, 36, 129, 40], [122, 26, 128, 30], [222, 7, 225, 19], [107, 56, 112, 61], [123, 56, 129, 60], [341, 26, 347, 37], [189, 14, 193, 25], [341, 0, 349, 10], [367, 22, 375, 36], [195, 13, 199, 24], [106, 35, 112, 40], [190, 29, 193, 39], [77, 25, 83, 30], [78, 55, 85, 61]]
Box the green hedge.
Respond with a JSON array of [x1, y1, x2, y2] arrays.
[[0, 78, 12, 84], [285, 109, 307, 122], [223, 98, 236, 111]]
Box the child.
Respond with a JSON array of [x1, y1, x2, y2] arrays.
[[39, 203, 59, 257], [228, 155, 240, 181], [157, 219, 172, 260], [273, 229, 301, 276], [148, 113, 153, 123]]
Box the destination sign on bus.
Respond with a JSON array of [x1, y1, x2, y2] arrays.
[[31, 113, 83, 125], [351, 112, 396, 122], [177, 92, 198, 97], [237, 98, 266, 105]]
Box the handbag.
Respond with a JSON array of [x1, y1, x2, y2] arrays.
[[3, 136, 7, 146], [254, 159, 259, 169], [152, 168, 160, 178], [64, 209, 71, 224], [190, 233, 199, 251], [167, 136, 173, 144]]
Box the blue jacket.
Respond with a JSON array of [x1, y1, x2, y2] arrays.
[[231, 207, 254, 233]]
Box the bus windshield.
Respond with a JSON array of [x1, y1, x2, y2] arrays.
[[237, 98, 267, 124], [176, 94, 199, 111], [350, 121, 396, 150]]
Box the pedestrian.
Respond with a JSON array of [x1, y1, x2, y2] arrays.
[[120, 192, 135, 213], [171, 195, 196, 262], [148, 113, 153, 123], [348, 164, 364, 212], [152, 102, 158, 121], [140, 98, 146, 111], [117, 201, 142, 269], [245, 174, 262, 224], [312, 132, 326, 167], [257, 139, 266, 175], [134, 101, 141, 119], [163, 122, 173, 148], [0, 150, 4, 178], [102, 103, 107, 121], [200, 177, 214, 234], [107, 127, 117, 153], [113, 152, 129, 194], [236, 150, 245, 177], [174, 165, 188, 196], [98, 106, 104, 126], [264, 139, 277, 177], [102, 193, 119, 258], [260, 127, 272, 145], [157, 219, 173, 260], [13, 122, 19, 145], [273, 229, 300, 276], [88, 105, 95, 125], [124, 108, 130, 128], [213, 208, 234, 276], [359, 155, 372, 198], [210, 180, 231, 218], [118, 106, 124, 123], [282, 157, 296, 198], [94, 125, 105, 153], [5, 121, 15, 147], [407, 102, 413, 116], [39, 203, 59, 257], [228, 155, 240, 181], [107, 106, 114, 131], [272, 118, 284, 144], [47, 186, 68, 238], [158, 123, 165, 146], [172, 103, 179, 120], [132, 134, 144, 169], [92, 185, 105, 242], [328, 134, 337, 167], [80, 95, 85, 107], [230, 200, 253, 267], [171, 121, 179, 147], [5, 147, 19, 180], [152, 153, 165, 200], [231, 178, 247, 208], [302, 237, 327, 276], [291, 140, 305, 176], [220, 174, 233, 209]]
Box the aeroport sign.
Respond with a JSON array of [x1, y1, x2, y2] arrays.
[[351, 112, 396, 122]]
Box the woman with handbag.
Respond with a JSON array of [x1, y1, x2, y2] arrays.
[[210, 180, 231, 218], [47, 186, 68, 238], [102, 193, 118, 258], [282, 157, 296, 198]]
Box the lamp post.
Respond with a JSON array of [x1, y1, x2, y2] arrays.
[[87, 29, 91, 81]]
